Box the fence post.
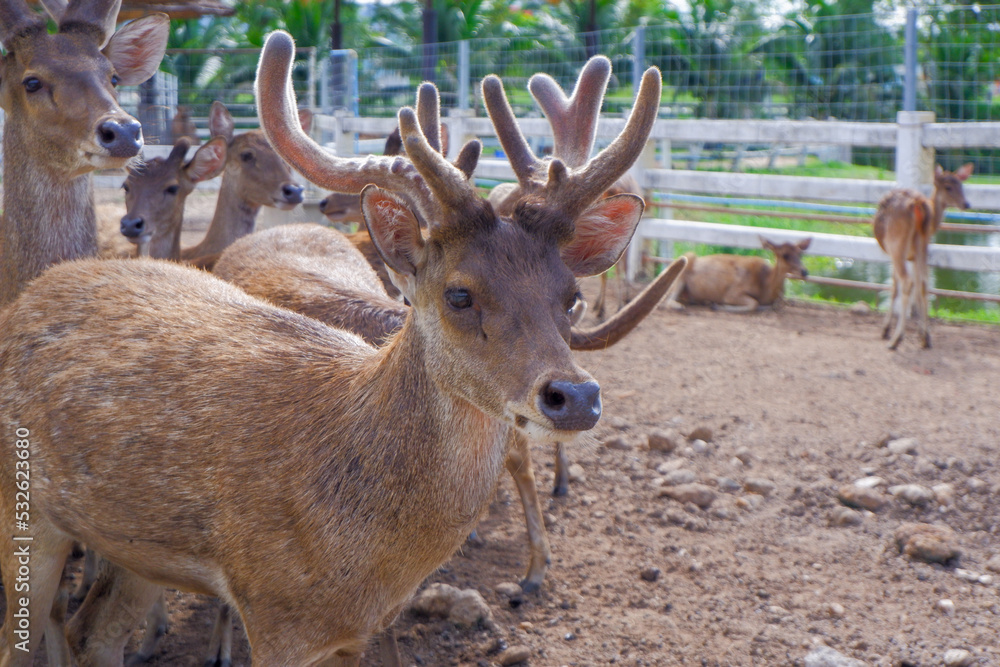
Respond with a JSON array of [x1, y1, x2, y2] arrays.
[[458, 41, 470, 112], [904, 8, 918, 113], [896, 110, 935, 192]]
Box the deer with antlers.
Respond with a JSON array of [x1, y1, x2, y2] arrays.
[[874, 163, 972, 349], [0, 0, 168, 307], [0, 31, 666, 667]]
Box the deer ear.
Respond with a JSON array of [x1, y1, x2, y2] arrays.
[[561, 193, 643, 277], [797, 237, 812, 251], [760, 236, 776, 251], [956, 163, 974, 181], [209, 101, 236, 143], [185, 136, 228, 184], [103, 14, 169, 86], [361, 185, 425, 277]]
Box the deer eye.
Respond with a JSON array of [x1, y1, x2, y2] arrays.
[[165, 185, 179, 195], [240, 151, 254, 163], [111, 74, 120, 87], [445, 288, 472, 310], [23, 77, 41, 93], [567, 291, 583, 316], [121, 182, 130, 193]]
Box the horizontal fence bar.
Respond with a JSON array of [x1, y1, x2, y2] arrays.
[[649, 119, 899, 147]]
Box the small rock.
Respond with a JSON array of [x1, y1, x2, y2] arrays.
[[661, 469, 696, 486], [985, 554, 1000, 573], [734, 447, 753, 466], [603, 436, 633, 451], [826, 602, 846, 618], [885, 437, 918, 455], [640, 566, 661, 582], [888, 483, 934, 507], [685, 426, 713, 442], [567, 463, 586, 484], [715, 476, 741, 493], [932, 483, 956, 506], [830, 507, 863, 527], [411, 583, 461, 617], [495, 582, 523, 600], [449, 589, 493, 627], [543, 513, 557, 529], [978, 574, 993, 585], [895, 523, 961, 564], [655, 459, 686, 475], [804, 645, 866, 667], [943, 649, 975, 667], [498, 646, 532, 666], [853, 476, 885, 489], [935, 599, 956, 615], [966, 477, 988, 493], [690, 439, 710, 455], [744, 478, 776, 496], [849, 300, 871, 315], [837, 485, 888, 512], [647, 429, 679, 453], [657, 483, 716, 509]]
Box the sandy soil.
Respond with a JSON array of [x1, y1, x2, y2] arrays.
[[13, 196, 1000, 666]]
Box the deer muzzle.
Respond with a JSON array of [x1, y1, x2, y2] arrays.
[[97, 118, 143, 158], [538, 379, 602, 432]]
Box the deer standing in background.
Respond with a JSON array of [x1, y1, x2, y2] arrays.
[[170, 104, 199, 144], [176, 101, 305, 267], [0, 31, 664, 667], [664, 237, 812, 313], [118, 136, 228, 258], [874, 163, 972, 349], [0, 0, 168, 307]]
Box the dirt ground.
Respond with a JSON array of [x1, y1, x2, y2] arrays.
[[16, 194, 1000, 666]]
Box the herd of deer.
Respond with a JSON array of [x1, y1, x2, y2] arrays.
[[0, 0, 976, 665]]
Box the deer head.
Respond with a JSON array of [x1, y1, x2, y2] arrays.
[[256, 31, 662, 439], [120, 136, 227, 256], [761, 236, 811, 279], [934, 163, 973, 211], [0, 0, 169, 176]]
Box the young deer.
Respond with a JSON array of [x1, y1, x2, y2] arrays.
[[177, 101, 306, 266], [0, 31, 663, 667], [118, 136, 228, 258], [0, 0, 169, 306], [170, 104, 199, 144], [873, 163, 973, 349], [664, 237, 812, 313]]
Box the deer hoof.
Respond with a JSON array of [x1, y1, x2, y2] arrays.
[[552, 482, 568, 497], [518, 578, 542, 595]]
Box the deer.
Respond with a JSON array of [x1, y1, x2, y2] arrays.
[[0, 0, 169, 307], [663, 237, 812, 313], [170, 104, 199, 144], [213, 59, 686, 594], [117, 135, 228, 258], [873, 163, 973, 349], [0, 30, 666, 667]]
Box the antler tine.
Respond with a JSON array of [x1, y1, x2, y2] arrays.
[[59, 0, 122, 48], [399, 108, 482, 220], [548, 66, 661, 220], [453, 140, 481, 180], [256, 31, 440, 224], [415, 82, 442, 155], [482, 74, 545, 189], [528, 56, 611, 169], [0, 0, 46, 49]]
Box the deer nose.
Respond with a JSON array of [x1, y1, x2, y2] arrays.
[[282, 183, 304, 204], [97, 119, 143, 158], [120, 216, 145, 239], [801, 267, 809, 277], [318, 196, 330, 214], [539, 380, 602, 431]]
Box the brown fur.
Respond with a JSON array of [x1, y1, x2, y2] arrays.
[[873, 163, 972, 349], [0, 8, 169, 306], [170, 104, 199, 144], [666, 237, 812, 313]]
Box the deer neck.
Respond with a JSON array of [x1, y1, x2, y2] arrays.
[[148, 202, 186, 261], [929, 190, 949, 235], [762, 261, 785, 304], [186, 170, 260, 258], [0, 127, 97, 306]]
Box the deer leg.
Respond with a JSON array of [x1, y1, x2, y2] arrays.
[[915, 249, 931, 349], [66, 559, 163, 667], [593, 272, 609, 321], [881, 274, 899, 339], [717, 295, 760, 314], [202, 602, 234, 667], [505, 433, 550, 593], [72, 547, 99, 601], [0, 519, 74, 666], [44, 583, 73, 667], [124, 590, 170, 666], [378, 628, 401, 667], [552, 441, 570, 497], [888, 266, 911, 351]]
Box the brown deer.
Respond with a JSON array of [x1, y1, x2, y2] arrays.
[[170, 104, 199, 144], [0, 0, 169, 307], [873, 163, 973, 349], [176, 100, 306, 266], [0, 31, 663, 667], [663, 237, 812, 313], [118, 136, 228, 258]]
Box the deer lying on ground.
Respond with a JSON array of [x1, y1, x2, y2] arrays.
[[0, 0, 168, 307], [0, 31, 665, 667], [873, 163, 973, 349], [663, 237, 812, 312], [214, 59, 685, 594]]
